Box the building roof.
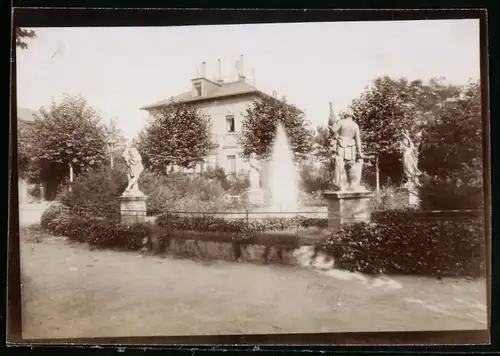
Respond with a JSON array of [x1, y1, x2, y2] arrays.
[[140, 80, 260, 111], [17, 107, 37, 123]]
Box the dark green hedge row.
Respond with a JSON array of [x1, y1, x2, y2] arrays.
[[371, 208, 483, 222], [315, 215, 486, 277], [41, 205, 150, 250], [155, 213, 327, 233]]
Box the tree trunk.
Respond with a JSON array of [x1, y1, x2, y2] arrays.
[[69, 163, 74, 193]]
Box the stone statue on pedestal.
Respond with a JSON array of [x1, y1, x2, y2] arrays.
[[122, 138, 144, 196], [329, 107, 366, 191], [248, 153, 261, 189], [247, 152, 264, 206], [399, 130, 422, 189]]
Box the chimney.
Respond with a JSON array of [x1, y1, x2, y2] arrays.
[[252, 68, 256, 86], [201, 61, 206, 78], [238, 54, 246, 82], [217, 59, 224, 84]]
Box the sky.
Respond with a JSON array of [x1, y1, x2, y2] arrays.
[[16, 19, 480, 139]]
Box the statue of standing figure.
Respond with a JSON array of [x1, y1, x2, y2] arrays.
[[329, 107, 366, 191], [247, 152, 265, 206], [122, 138, 144, 196], [399, 130, 422, 188], [248, 152, 261, 190]]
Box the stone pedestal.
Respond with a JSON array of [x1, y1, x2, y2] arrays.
[[248, 188, 265, 206], [322, 190, 375, 234], [395, 187, 420, 208], [120, 193, 147, 224]]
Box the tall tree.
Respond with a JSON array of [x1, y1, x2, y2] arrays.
[[238, 93, 313, 161], [138, 102, 215, 173], [345, 76, 463, 186], [418, 80, 483, 210], [419, 80, 482, 182], [15, 28, 36, 49], [18, 120, 37, 181], [28, 95, 108, 198]]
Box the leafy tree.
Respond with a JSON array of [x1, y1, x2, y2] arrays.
[[350, 77, 423, 155], [418, 80, 484, 211], [138, 101, 215, 173], [313, 126, 330, 163], [420, 80, 482, 183], [345, 76, 463, 186], [16, 28, 36, 49], [238, 92, 314, 161], [28, 95, 108, 198], [311, 125, 335, 186], [17, 120, 33, 180]]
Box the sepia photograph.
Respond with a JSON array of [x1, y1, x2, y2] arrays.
[[12, 13, 489, 343]]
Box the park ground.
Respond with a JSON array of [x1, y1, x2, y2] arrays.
[[19, 204, 488, 339]]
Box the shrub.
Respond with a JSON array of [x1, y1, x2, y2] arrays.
[[371, 185, 417, 211], [299, 162, 331, 194], [316, 209, 485, 277], [40, 204, 64, 230], [84, 220, 151, 250], [139, 171, 227, 215], [418, 175, 484, 211], [228, 173, 250, 195], [56, 165, 127, 220], [201, 166, 231, 190], [41, 204, 150, 250]]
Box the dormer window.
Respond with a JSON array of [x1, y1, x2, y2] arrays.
[[194, 83, 202, 97]]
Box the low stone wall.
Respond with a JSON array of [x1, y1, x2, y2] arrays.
[[158, 238, 298, 265], [146, 224, 324, 265]]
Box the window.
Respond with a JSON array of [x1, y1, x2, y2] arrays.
[[226, 115, 235, 133], [194, 83, 202, 97], [227, 155, 236, 174]]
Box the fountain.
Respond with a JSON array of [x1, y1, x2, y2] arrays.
[[240, 122, 325, 220], [267, 123, 299, 212]]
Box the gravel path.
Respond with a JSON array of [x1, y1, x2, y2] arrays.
[[20, 234, 487, 339]]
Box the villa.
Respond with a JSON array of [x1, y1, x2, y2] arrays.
[[140, 56, 297, 178]]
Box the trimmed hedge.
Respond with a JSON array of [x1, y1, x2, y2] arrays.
[[41, 206, 150, 251], [316, 209, 486, 277], [40, 204, 65, 230], [156, 213, 328, 233]]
